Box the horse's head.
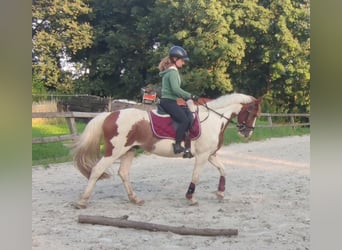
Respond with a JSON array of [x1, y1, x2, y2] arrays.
[[237, 97, 262, 138]]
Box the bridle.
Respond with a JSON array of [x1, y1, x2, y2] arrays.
[[197, 102, 256, 132], [236, 120, 255, 131]]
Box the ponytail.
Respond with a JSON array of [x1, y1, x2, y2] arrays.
[[158, 56, 173, 71]]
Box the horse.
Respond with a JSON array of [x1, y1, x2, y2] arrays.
[[72, 93, 262, 209]]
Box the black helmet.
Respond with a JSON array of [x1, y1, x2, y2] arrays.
[[169, 46, 190, 61]]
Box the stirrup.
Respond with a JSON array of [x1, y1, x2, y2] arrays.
[[183, 149, 194, 158], [173, 143, 184, 154]]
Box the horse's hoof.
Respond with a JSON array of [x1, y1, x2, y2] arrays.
[[187, 198, 198, 206], [216, 191, 225, 200], [73, 202, 87, 209], [130, 197, 145, 206], [136, 199, 145, 206]]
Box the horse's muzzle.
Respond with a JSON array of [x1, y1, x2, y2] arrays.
[[237, 123, 254, 138]]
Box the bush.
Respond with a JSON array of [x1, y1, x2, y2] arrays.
[[32, 73, 48, 102]]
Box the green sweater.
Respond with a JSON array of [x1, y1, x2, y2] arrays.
[[159, 66, 191, 100]]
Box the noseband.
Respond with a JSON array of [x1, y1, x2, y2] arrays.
[[237, 121, 255, 131]]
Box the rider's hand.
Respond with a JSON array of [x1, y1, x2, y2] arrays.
[[191, 95, 199, 101]]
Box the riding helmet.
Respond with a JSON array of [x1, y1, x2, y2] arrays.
[[169, 46, 190, 61]]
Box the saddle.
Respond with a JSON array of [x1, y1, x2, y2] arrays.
[[148, 105, 201, 157]]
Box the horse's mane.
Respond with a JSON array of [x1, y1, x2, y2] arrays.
[[206, 93, 255, 110]]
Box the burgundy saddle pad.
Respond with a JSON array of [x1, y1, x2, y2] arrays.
[[148, 110, 201, 140]]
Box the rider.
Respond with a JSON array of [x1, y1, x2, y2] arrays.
[[158, 45, 198, 154]]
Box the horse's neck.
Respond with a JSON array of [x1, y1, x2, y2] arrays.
[[219, 104, 242, 118], [199, 103, 242, 119]]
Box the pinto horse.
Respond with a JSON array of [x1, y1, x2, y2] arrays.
[[72, 93, 262, 209]]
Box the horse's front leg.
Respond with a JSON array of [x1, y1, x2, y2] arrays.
[[186, 153, 209, 205], [208, 154, 226, 200], [118, 149, 144, 205]]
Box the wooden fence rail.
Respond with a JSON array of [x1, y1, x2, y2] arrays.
[[32, 112, 310, 144], [32, 112, 99, 144]]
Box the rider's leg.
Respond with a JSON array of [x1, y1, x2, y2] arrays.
[[174, 114, 190, 153], [182, 107, 194, 158], [159, 99, 189, 154]]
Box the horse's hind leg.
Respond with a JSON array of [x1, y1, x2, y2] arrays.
[[118, 149, 144, 205], [75, 156, 114, 209], [208, 154, 226, 200]]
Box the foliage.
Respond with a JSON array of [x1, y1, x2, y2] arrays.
[[32, 0, 310, 113], [142, 0, 241, 97], [32, 72, 48, 102], [32, 0, 93, 92], [228, 0, 310, 113], [71, 0, 156, 98]]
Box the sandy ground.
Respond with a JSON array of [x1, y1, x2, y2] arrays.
[[32, 135, 310, 250]]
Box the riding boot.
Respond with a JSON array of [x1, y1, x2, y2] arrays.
[[173, 142, 184, 154], [183, 133, 193, 158]]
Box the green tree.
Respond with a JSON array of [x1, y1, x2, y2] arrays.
[[72, 0, 155, 98], [32, 72, 47, 102], [32, 0, 93, 93], [143, 0, 247, 97], [228, 0, 310, 113], [225, 0, 271, 95], [266, 0, 310, 113], [40, 0, 310, 113]]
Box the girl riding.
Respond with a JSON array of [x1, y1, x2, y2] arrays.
[[158, 46, 198, 154]]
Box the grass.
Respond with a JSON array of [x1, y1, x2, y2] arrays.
[[32, 99, 81, 166], [224, 120, 310, 145], [32, 121, 87, 166], [32, 118, 309, 166]]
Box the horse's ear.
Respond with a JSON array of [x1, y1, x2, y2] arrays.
[[255, 96, 263, 116], [256, 96, 263, 103]]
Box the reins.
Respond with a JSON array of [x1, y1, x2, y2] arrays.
[[196, 101, 255, 131], [198, 102, 237, 125]]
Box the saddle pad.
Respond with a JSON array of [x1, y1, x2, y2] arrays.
[[149, 110, 201, 140]]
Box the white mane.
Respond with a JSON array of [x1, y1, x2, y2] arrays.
[[206, 93, 255, 110]]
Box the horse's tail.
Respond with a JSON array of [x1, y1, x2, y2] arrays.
[[72, 112, 111, 180]]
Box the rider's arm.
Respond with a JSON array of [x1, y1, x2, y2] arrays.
[[168, 70, 191, 100]]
